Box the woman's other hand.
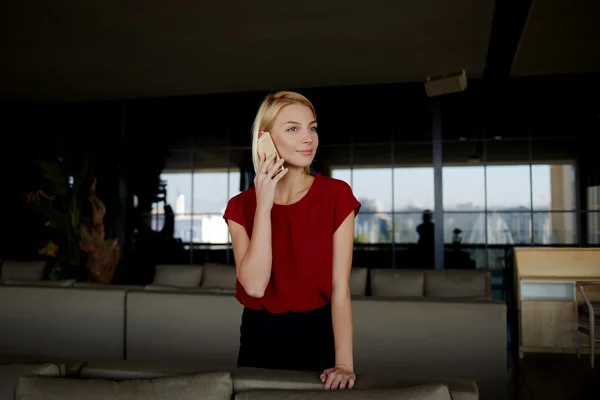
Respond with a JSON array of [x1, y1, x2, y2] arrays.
[[254, 152, 287, 213], [320, 365, 356, 390]]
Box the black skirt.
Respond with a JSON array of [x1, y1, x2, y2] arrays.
[[237, 303, 335, 372]]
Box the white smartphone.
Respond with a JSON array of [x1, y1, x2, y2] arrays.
[[257, 132, 284, 175]]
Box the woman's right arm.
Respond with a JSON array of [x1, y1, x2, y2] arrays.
[[228, 153, 287, 298]]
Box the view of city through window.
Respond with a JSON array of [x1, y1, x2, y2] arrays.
[[151, 163, 576, 247]]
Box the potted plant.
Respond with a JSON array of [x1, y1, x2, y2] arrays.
[[25, 155, 92, 280]]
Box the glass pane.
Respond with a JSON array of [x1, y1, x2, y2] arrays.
[[486, 165, 532, 210], [531, 138, 577, 211], [453, 247, 486, 269], [487, 246, 512, 270], [355, 212, 393, 243], [173, 216, 192, 242], [533, 212, 577, 244], [162, 172, 192, 215], [394, 142, 434, 211], [531, 164, 576, 211], [193, 171, 229, 214], [192, 214, 230, 244], [443, 212, 485, 244], [443, 166, 485, 211], [394, 213, 426, 244], [228, 171, 241, 200], [194, 148, 229, 170], [314, 145, 350, 175], [353, 145, 392, 212], [394, 167, 434, 211], [487, 212, 532, 244], [587, 186, 600, 211], [587, 212, 600, 245], [485, 138, 530, 164], [445, 212, 531, 245], [164, 150, 193, 172], [331, 168, 351, 186], [229, 148, 254, 193]]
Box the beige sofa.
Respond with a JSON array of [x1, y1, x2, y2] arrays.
[[146, 263, 491, 299], [0, 282, 506, 399], [5, 363, 478, 399], [369, 268, 492, 299], [0, 259, 492, 300]]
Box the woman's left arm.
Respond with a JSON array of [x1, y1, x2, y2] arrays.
[[321, 212, 356, 390]]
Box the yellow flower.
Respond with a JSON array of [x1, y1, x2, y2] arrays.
[[39, 241, 59, 258]]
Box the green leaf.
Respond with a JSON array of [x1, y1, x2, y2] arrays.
[[37, 161, 63, 180]]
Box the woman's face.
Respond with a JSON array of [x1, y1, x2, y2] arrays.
[[265, 104, 318, 170]]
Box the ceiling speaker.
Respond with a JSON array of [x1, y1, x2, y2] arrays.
[[424, 70, 467, 97]]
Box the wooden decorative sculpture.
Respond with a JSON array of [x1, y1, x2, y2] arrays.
[[80, 178, 120, 283]]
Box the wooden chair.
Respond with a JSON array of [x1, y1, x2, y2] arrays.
[[576, 281, 600, 368]]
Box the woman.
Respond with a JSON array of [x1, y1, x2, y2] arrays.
[[223, 91, 360, 390]]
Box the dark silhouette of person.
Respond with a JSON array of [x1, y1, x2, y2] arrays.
[[416, 210, 434, 247]]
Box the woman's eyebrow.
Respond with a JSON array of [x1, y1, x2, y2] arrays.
[[282, 120, 317, 125]]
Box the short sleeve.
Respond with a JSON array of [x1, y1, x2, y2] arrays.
[[333, 179, 361, 233], [223, 195, 247, 231]]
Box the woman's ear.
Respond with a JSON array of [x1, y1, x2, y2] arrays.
[[258, 131, 264, 138]]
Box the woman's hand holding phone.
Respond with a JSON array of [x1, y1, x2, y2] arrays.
[[254, 152, 288, 213]]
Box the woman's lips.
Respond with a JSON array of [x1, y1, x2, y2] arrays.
[[297, 150, 313, 156]]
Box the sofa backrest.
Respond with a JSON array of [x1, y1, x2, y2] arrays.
[[200, 263, 237, 289], [152, 263, 370, 297], [352, 296, 505, 400], [0, 260, 47, 282], [0, 286, 125, 361], [370, 269, 491, 299], [125, 291, 243, 368]]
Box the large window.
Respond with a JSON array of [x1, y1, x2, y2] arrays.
[[153, 115, 582, 271], [158, 170, 240, 244], [331, 144, 434, 245]]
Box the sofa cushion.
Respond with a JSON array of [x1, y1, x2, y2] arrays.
[[0, 363, 61, 400], [424, 270, 490, 298], [73, 283, 145, 290], [16, 372, 233, 400], [5, 279, 75, 287], [0, 261, 46, 281], [144, 285, 236, 295], [201, 264, 237, 289], [153, 265, 204, 288], [370, 269, 425, 297], [349, 267, 368, 296], [235, 383, 452, 400]]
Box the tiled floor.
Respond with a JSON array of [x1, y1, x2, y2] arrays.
[[511, 353, 599, 399]]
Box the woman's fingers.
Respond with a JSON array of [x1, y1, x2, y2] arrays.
[[272, 167, 288, 183], [266, 157, 285, 178], [258, 153, 276, 176], [257, 153, 266, 174]]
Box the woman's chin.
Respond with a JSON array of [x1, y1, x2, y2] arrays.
[[284, 158, 313, 170]]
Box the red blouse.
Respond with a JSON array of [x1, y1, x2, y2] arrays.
[[223, 174, 361, 314]]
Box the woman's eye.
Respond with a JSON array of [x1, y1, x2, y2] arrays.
[[310, 126, 318, 132], [287, 126, 297, 132]]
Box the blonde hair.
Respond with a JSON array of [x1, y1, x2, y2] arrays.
[[251, 91, 316, 174]]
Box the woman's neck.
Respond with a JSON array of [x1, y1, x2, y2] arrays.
[[273, 167, 313, 205]]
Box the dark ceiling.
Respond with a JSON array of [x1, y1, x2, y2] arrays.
[[0, 0, 597, 102], [1, 0, 496, 101], [511, 1, 600, 76]]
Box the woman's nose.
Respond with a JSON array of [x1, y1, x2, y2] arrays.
[[301, 129, 313, 143]]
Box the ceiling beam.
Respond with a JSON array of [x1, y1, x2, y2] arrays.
[[483, 0, 533, 79]]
